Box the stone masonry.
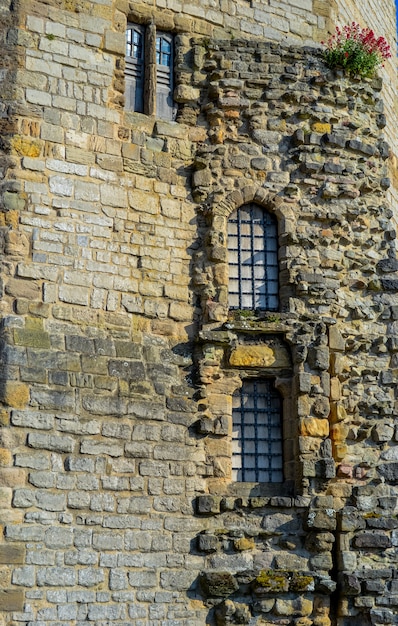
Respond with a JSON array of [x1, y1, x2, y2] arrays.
[[0, 1, 397, 625]]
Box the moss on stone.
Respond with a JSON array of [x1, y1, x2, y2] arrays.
[[254, 570, 289, 593], [290, 573, 315, 592]]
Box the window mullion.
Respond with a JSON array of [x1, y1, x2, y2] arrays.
[[144, 23, 157, 116]]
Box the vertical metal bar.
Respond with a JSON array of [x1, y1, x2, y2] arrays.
[[237, 210, 242, 309], [250, 205, 255, 310]]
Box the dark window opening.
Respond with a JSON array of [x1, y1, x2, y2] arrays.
[[228, 204, 279, 311], [232, 378, 283, 483]]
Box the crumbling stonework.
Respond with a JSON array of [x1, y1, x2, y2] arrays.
[[0, 1, 397, 625]]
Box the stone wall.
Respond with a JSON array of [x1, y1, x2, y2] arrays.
[[0, 0, 397, 625], [333, 0, 398, 230]]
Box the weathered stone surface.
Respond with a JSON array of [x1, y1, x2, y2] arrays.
[[0, 7, 396, 626], [229, 344, 290, 368], [0, 589, 24, 611], [353, 532, 391, 549], [200, 571, 239, 597]]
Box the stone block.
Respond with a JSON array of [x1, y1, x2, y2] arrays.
[[104, 30, 125, 54], [306, 510, 336, 531], [198, 534, 219, 553], [11, 410, 54, 430], [13, 328, 51, 349], [274, 597, 313, 617], [2, 382, 29, 408], [353, 532, 391, 549], [229, 344, 290, 368], [0, 544, 25, 564], [200, 571, 239, 597], [196, 495, 222, 515], [300, 418, 329, 437], [0, 589, 24, 611], [78, 567, 105, 587], [12, 565, 35, 587], [5, 277, 40, 299], [27, 433, 74, 453]]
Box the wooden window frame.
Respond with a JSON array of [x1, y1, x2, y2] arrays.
[[125, 23, 176, 120]]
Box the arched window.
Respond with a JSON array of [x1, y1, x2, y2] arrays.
[[228, 204, 278, 311], [232, 379, 283, 483]]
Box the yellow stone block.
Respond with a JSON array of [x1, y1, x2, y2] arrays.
[[206, 438, 230, 457], [300, 418, 329, 437], [330, 378, 341, 401], [25, 317, 44, 330], [312, 122, 332, 134], [313, 619, 331, 626], [132, 315, 151, 332], [330, 403, 347, 423], [11, 136, 42, 157], [207, 393, 232, 415], [0, 450, 12, 467], [5, 211, 19, 229], [330, 422, 349, 442], [229, 344, 290, 368], [234, 537, 255, 551], [0, 411, 9, 427], [2, 382, 29, 408], [0, 488, 12, 509], [0, 468, 27, 488], [332, 442, 347, 462]]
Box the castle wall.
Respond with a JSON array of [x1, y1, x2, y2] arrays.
[[0, 1, 397, 625], [333, 0, 398, 228]]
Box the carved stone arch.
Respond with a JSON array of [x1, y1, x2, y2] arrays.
[[200, 186, 299, 322], [211, 186, 297, 243], [212, 185, 280, 218]]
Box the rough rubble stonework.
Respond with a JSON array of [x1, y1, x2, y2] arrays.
[[0, 1, 397, 625]]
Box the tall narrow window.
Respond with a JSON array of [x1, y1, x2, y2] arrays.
[[228, 204, 279, 311], [125, 24, 145, 113], [125, 24, 175, 120], [232, 379, 283, 483], [156, 32, 175, 121]]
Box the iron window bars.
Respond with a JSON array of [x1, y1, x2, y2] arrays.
[[232, 378, 283, 483], [228, 204, 279, 311]]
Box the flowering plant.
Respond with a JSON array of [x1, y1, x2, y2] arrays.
[[322, 23, 391, 78]]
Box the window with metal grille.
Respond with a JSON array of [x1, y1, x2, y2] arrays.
[[125, 24, 175, 120], [232, 379, 283, 483], [228, 204, 279, 311]]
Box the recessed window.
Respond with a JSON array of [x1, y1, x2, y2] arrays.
[[228, 204, 279, 311], [125, 23, 175, 120], [125, 25, 145, 113], [232, 378, 283, 483]]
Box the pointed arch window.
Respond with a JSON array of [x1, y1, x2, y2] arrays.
[[228, 204, 279, 311], [232, 378, 283, 483]]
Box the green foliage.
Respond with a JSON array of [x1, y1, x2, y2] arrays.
[[323, 23, 391, 79]]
